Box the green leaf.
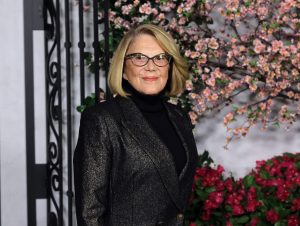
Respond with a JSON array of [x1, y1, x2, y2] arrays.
[[270, 23, 279, 29], [243, 175, 255, 188], [275, 206, 290, 219], [294, 161, 300, 170], [245, 0, 251, 7], [76, 105, 86, 113], [274, 221, 286, 226], [225, 204, 232, 212], [250, 59, 257, 67], [196, 190, 209, 201], [259, 169, 270, 179], [205, 187, 216, 193], [236, 216, 250, 224], [230, 216, 250, 225]]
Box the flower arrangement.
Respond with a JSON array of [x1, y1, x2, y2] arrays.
[[185, 151, 300, 225], [80, 0, 300, 144]]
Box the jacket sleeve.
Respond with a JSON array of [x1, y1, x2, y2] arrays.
[[73, 107, 112, 226]]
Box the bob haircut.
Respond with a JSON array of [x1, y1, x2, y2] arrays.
[[108, 24, 189, 97]]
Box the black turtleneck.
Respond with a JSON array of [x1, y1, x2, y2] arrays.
[[123, 80, 187, 176]]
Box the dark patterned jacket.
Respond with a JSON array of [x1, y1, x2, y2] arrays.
[[73, 95, 198, 226]]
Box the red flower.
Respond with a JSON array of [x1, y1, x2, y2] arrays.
[[249, 218, 259, 226], [287, 215, 299, 226], [232, 204, 244, 216], [276, 185, 290, 201], [246, 200, 261, 212], [224, 178, 234, 192], [204, 192, 224, 209], [189, 222, 197, 226], [226, 221, 232, 226], [291, 198, 300, 211], [266, 209, 279, 223], [201, 210, 211, 221], [255, 160, 266, 169]]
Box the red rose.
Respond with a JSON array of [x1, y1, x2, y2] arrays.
[[226, 221, 233, 226], [201, 210, 211, 221], [266, 209, 279, 223], [288, 215, 299, 226], [276, 185, 290, 201], [291, 198, 300, 211], [249, 218, 259, 226], [232, 204, 244, 216], [246, 200, 261, 212]]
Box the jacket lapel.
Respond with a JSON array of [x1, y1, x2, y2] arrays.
[[163, 102, 198, 207], [115, 96, 184, 210]]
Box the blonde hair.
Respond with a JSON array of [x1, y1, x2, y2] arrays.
[[108, 24, 189, 97]]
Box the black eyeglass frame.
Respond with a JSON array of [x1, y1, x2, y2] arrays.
[[124, 53, 172, 67]]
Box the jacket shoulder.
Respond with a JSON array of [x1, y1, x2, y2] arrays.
[[81, 98, 118, 121]]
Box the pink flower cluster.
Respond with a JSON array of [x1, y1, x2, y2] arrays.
[[95, 0, 300, 145]]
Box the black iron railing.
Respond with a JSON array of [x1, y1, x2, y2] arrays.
[[24, 0, 111, 225]]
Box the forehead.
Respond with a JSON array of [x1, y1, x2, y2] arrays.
[[126, 34, 165, 55]]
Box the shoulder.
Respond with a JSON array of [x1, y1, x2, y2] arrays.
[[80, 98, 118, 122]]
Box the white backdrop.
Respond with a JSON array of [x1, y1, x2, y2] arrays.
[[0, 0, 299, 225], [0, 0, 27, 225]]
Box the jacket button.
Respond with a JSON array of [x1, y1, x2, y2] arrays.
[[177, 213, 184, 221]]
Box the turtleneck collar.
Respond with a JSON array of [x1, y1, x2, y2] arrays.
[[123, 80, 164, 113]]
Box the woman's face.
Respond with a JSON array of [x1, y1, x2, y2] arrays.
[[123, 34, 169, 95]]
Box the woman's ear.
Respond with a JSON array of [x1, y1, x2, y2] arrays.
[[123, 73, 128, 80]]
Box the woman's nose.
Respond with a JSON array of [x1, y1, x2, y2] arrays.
[[145, 58, 156, 70]]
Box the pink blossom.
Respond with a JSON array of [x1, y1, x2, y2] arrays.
[[139, 3, 152, 15], [203, 88, 212, 98], [225, 0, 239, 12], [253, 39, 266, 54], [121, 4, 133, 15], [198, 53, 207, 64], [206, 77, 215, 87], [271, 40, 283, 52], [257, 6, 268, 19], [279, 0, 296, 14], [114, 0, 121, 7], [185, 80, 193, 91], [151, 8, 158, 15], [224, 112, 234, 125], [189, 51, 200, 59], [156, 13, 165, 21], [195, 40, 206, 52], [108, 11, 116, 21], [189, 111, 198, 125], [208, 38, 219, 49], [178, 17, 186, 25]]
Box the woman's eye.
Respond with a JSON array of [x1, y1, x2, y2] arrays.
[[135, 55, 146, 60], [155, 55, 166, 61]]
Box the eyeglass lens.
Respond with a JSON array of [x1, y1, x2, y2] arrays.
[[126, 53, 171, 67]]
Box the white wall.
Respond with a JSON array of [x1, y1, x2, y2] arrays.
[[0, 0, 27, 225]]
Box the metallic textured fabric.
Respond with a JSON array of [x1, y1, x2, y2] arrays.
[[73, 96, 198, 226]]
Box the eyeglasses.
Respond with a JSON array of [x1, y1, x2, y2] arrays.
[[125, 53, 172, 67]]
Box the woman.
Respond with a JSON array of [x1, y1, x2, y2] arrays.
[[74, 24, 198, 226]]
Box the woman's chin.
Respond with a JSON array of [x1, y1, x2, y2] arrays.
[[139, 88, 163, 95]]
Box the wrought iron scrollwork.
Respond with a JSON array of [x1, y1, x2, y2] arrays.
[[44, 0, 63, 225]]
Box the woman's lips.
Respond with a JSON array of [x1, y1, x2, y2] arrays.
[[142, 77, 159, 82]]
